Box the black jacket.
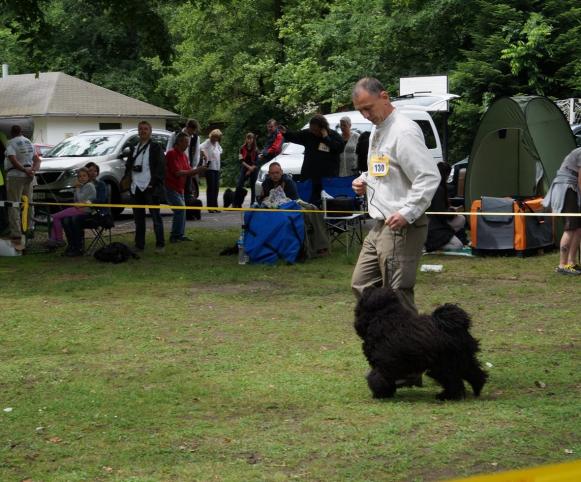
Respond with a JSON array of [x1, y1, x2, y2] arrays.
[[283, 129, 344, 180], [260, 174, 299, 201], [124, 141, 166, 198], [425, 184, 454, 252]]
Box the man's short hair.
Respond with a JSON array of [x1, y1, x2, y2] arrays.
[[268, 162, 282, 171], [339, 116, 352, 126], [138, 120, 152, 129], [352, 77, 385, 97], [186, 119, 199, 131], [309, 114, 330, 131], [10, 125, 22, 137], [266, 119, 278, 126], [209, 129, 222, 138], [175, 131, 189, 145], [84, 161, 100, 174]]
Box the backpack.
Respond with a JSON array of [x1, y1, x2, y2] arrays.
[[94, 242, 139, 264]]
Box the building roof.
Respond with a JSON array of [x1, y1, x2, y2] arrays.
[[0, 72, 179, 119]]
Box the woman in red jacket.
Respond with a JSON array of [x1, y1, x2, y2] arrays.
[[233, 132, 259, 207]]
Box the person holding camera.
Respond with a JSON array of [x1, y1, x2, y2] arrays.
[[124, 120, 166, 252], [280, 114, 345, 205]]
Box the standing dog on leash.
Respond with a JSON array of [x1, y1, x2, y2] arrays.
[[354, 287, 488, 400]]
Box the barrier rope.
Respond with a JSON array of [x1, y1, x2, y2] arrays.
[[9, 200, 579, 217]]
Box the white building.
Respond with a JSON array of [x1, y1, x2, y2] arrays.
[[0, 72, 179, 145]]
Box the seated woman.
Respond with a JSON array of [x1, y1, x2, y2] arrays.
[[46, 167, 96, 249], [425, 162, 467, 252]]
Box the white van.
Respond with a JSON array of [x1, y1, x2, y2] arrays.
[[256, 96, 452, 195]]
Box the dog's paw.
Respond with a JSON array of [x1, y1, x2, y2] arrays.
[[435, 391, 465, 401]]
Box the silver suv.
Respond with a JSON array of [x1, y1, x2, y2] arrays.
[[33, 128, 172, 217]]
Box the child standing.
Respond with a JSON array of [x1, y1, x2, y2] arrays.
[[233, 132, 259, 207], [47, 167, 96, 247]]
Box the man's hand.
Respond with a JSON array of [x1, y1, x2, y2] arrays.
[[352, 178, 367, 195], [25, 167, 35, 178], [385, 212, 408, 231], [321, 128, 328, 138]]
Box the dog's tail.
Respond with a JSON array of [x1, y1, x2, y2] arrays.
[[432, 303, 472, 332]]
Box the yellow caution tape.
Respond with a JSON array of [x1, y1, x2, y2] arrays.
[[21, 195, 29, 232], [28, 201, 581, 217], [448, 459, 581, 482]]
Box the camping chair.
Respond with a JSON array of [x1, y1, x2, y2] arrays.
[[321, 176, 365, 254], [84, 184, 114, 255], [295, 179, 313, 203]]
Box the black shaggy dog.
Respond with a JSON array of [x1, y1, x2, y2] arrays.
[[354, 287, 488, 401]]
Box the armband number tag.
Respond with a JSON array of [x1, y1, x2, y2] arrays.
[[370, 153, 389, 177]]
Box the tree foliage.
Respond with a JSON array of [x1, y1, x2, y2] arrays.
[[1, 0, 580, 178]]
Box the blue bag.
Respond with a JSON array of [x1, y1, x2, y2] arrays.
[[243, 201, 305, 264]]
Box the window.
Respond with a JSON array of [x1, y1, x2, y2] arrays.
[[151, 133, 170, 150], [99, 123, 122, 130]]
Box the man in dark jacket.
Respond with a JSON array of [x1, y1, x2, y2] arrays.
[[281, 114, 344, 204], [258, 162, 298, 201], [124, 120, 166, 252]]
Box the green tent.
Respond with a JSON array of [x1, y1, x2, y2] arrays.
[[465, 96, 577, 210]]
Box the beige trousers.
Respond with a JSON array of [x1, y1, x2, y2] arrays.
[[6, 176, 34, 238], [351, 215, 428, 315]]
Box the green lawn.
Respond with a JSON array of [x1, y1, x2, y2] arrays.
[[1, 228, 579, 481]]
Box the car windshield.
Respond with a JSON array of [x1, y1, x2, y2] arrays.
[[282, 143, 305, 155], [43, 134, 124, 158]]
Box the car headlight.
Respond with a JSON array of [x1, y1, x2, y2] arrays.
[[258, 170, 267, 183], [63, 168, 79, 179]]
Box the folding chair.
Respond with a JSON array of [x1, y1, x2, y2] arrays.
[[321, 176, 365, 254], [294, 179, 313, 203], [84, 184, 114, 255]]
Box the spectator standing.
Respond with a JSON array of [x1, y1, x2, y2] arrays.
[[543, 146, 581, 275], [338, 116, 360, 177], [234, 133, 259, 207], [350, 77, 440, 315], [169, 119, 202, 199], [355, 131, 371, 174], [165, 132, 207, 242], [281, 114, 344, 205], [200, 129, 223, 212], [124, 120, 166, 252], [4, 125, 41, 242], [425, 162, 467, 252], [258, 119, 284, 165], [0, 130, 8, 234]]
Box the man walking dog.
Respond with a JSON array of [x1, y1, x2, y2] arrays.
[[350, 77, 440, 315]]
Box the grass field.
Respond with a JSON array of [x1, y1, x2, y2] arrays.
[[1, 227, 579, 481]]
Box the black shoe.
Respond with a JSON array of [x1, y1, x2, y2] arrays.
[[64, 249, 83, 257], [179, 236, 193, 242], [169, 237, 180, 244]]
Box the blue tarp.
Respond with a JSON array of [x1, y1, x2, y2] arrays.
[[243, 201, 305, 264]]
